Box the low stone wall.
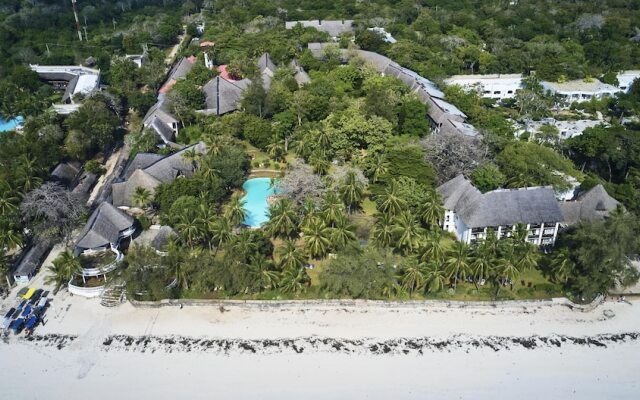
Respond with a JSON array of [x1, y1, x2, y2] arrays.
[[130, 296, 604, 312]]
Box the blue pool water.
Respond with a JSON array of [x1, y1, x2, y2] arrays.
[[242, 177, 278, 228], [0, 116, 24, 132]]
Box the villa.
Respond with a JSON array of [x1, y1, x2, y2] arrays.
[[438, 175, 564, 245], [290, 60, 311, 86], [142, 100, 181, 144], [111, 142, 206, 208], [558, 184, 620, 225], [201, 76, 251, 116], [541, 79, 619, 107], [285, 20, 354, 39], [444, 74, 524, 100], [29, 64, 101, 114], [158, 56, 196, 94], [616, 70, 640, 92], [71, 202, 135, 297], [258, 52, 278, 90]]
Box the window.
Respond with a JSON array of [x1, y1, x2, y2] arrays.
[[507, 90, 513, 94], [493, 91, 501, 94]]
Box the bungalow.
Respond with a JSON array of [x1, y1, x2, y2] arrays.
[[541, 79, 619, 107], [201, 76, 251, 116], [74, 202, 135, 255], [290, 59, 311, 86], [50, 161, 81, 189], [142, 100, 180, 144], [111, 142, 206, 208], [29, 64, 101, 114], [438, 175, 563, 245], [286, 20, 354, 39], [12, 243, 49, 285], [158, 56, 196, 95], [258, 52, 278, 90], [444, 74, 523, 99]]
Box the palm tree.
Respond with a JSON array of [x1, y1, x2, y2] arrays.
[[321, 191, 345, 227], [249, 254, 279, 291], [370, 213, 394, 249], [369, 154, 388, 183], [377, 180, 407, 217], [0, 181, 19, 215], [330, 214, 357, 251], [224, 194, 246, 227], [266, 140, 286, 162], [16, 156, 43, 193], [424, 261, 448, 293], [0, 227, 23, 250], [419, 230, 446, 264], [45, 250, 81, 292], [182, 148, 201, 171], [294, 135, 312, 160], [393, 211, 424, 255], [470, 240, 496, 290], [276, 240, 307, 270], [401, 258, 425, 298], [444, 241, 471, 289], [204, 134, 228, 157], [302, 217, 332, 259], [266, 198, 299, 239], [0, 249, 11, 288], [310, 155, 330, 175], [211, 217, 233, 254], [198, 157, 219, 182], [497, 244, 520, 292], [280, 267, 310, 294], [176, 215, 201, 247], [420, 190, 445, 228], [339, 171, 365, 213], [550, 248, 573, 284], [230, 231, 257, 262], [132, 186, 152, 209]]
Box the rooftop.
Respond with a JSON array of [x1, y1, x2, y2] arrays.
[[541, 79, 619, 94], [75, 202, 134, 251], [285, 20, 354, 37]]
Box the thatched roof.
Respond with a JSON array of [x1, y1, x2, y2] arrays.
[[202, 76, 251, 116], [75, 202, 134, 250], [559, 184, 620, 225], [438, 175, 564, 228]]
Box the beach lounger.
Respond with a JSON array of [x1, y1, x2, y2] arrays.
[[22, 288, 36, 300], [42, 291, 50, 298], [1, 318, 11, 330], [29, 289, 43, 305], [25, 315, 38, 331], [16, 287, 28, 298], [10, 318, 24, 334], [21, 305, 32, 318], [11, 307, 22, 319], [3, 308, 15, 320], [37, 298, 48, 308]]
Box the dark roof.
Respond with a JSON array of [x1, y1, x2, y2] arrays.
[[290, 60, 311, 85], [150, 117, 175, 143], [75, 202, 134, 250], [559, 184, 620, 225], [151, 226, 177, 252], [51, 162, 81, 186], [13, 243, 49, 280], [71, 172, 97, 198], [438, 175, 564, 228], [111, 143, 206, 207], [258, 53, 277, 74], [202, 76, 250, 115], [123, 153, 165, 180], [143, 100, 178, 127], [62, 75, 80, 102], [168, 57, 195, 81]]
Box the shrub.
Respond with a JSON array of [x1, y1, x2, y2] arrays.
[[84, 160, 106, 175]]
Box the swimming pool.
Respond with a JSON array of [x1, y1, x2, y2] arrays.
[[241, 177, 278, 228], [0, 116, 24, 132]]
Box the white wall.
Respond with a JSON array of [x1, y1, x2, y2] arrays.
[[445, 74, 523, 99]]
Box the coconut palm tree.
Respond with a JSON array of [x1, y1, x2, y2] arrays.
[[249, 254, 279, 291], [444, 241, 471, 289], [132, 186, 153, 209], [266, 140, 286, 163], [266, 198, 299, 239], [310, 154, 330, 175], [176, 215, 201, 247], [276, 240, 307, 270], [302, 217, 331, 259], [294, 135, 312, 160], [497, 244, 520, 292], [45, 250, 82, 292], [15, 156, 43, 193], [368, 154, 388, 183], [211, 217, 233, 254], [182, 148, 201, 171], [339, 171, 365, 213], [420, 190, 445, 228], [280, 267, 310, 294], [470, 239, 496, 290], [419, 230, 446, 264], [330, 214, 357, 251], [198, 157, 219, 182], [550, 248, 573, 284], [321, 191, 345, 227], [370, 213, 394, 249], [224, 194, 246, 227], [0, 180, 19, 215], [393, 211, 424, 255], [424, 261, 448, 293], [401, 258, 425, 298], [0, 227, 23, 250], [0, 249, 11, 288], [377, 180, 407, 217]]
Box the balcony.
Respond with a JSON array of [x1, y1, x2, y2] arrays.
[[68, 277, 106, 298], [79, 249, 123, 277]]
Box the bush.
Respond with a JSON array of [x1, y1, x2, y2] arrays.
[[137, 215, 152, 231], [84, 160, 106, 175]]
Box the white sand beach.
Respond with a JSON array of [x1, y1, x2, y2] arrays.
[[1, 290, 639, 399]]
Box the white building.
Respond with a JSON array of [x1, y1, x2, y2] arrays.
[[541, 79, 619, 107], [30, 64, 101, 113], [444, 74, 523, 99], [519, 118, 607, 140], [616, 70, 640, 93], [437, 175, 563, 245], [285, 20, 354, 40], [368, 27, 397, 43]]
